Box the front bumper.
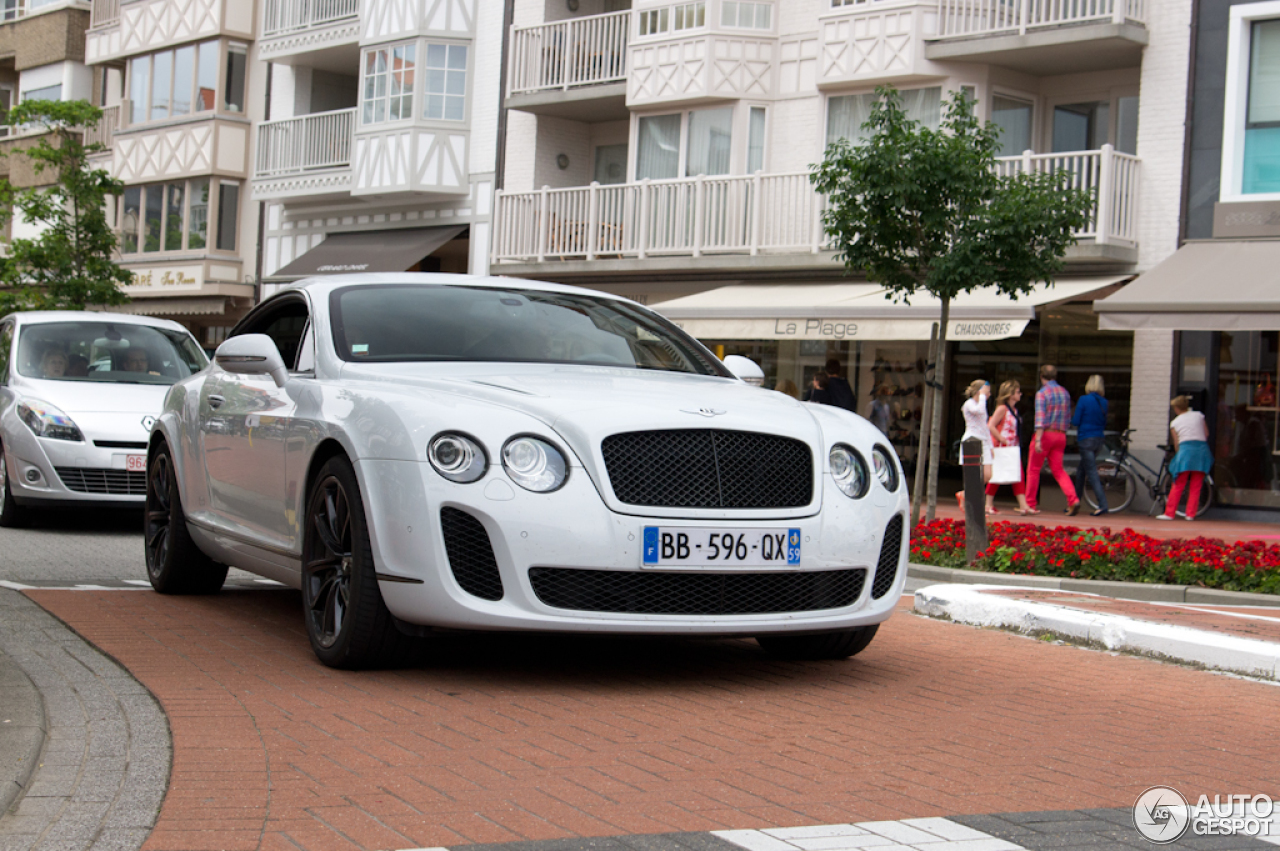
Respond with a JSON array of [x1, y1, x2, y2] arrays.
[[357, 458, 909, 635], [3, 419, 148, 507]]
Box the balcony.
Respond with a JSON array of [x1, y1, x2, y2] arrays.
[[83, 104, 119, 150], [252, 108, 355, 201], [259, 0, 360, 63], [819, 0, 942, 88], [925, 0, 1148, 74], [491, 147, 1139, 273], [507, 10, 630, 121], [89, 0, 117, 27]]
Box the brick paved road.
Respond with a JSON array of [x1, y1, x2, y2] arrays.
[[24, 590, 1280, 851]]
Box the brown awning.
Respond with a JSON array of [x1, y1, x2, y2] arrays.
[[266, 225, 466, 282], [104, 297, 229, 316], [1095, 241, 1280, 330]]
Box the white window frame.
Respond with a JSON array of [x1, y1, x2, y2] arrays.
[[1222, 0, 1280, 202], [721, 0, 773, 31], [360, 41, 417, 126], [989, 86, 1038, 156], [821, 85, 944, 158], [629, 104, 746, 181], [422, 41, 469, 123]]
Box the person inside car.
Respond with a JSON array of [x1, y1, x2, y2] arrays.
[[122, 347, 158, 375], [39, 346, 68, 378]]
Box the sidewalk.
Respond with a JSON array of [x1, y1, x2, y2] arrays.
[[926, 502, 1280, 543], [915, 583, 1280, 680]]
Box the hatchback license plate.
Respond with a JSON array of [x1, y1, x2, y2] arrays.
[[642, 527, 801, 567]]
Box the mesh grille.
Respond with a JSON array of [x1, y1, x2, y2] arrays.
[[54, 467, 147, 495], [440, 507, 504, 601], [871, 514, 905, 600], [529, 567, 864, 615], [601, 429, 813, 509]]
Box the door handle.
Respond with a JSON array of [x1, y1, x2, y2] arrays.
[[208, 394, 225, 410]]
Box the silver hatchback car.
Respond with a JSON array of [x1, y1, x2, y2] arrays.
[[0, 311, 207, 526]]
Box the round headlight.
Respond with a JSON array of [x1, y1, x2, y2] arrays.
[[428, 433, 487, 483], [872, 445, 899, 492], [502, 436, 568, 493], [830, 444, 869, 499]]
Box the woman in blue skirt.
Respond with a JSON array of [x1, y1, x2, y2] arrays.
[[1158, 395, 1213, 521]]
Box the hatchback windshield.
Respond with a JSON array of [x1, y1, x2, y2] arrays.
[[331, 285, 726, 375], [17, 322, 208, 385]]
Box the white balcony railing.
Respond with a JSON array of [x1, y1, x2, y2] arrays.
[[936, 0, 1146, 38], [263, 0, 358, 37], [83, 104, 120, 149], [89, 0, 118, 27], [255, 108, 356, 177], [491, 147, 1139, 264], [509, 9, 630, 95]]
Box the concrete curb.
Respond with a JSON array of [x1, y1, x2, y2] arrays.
[[0, 650, 45, 816], [907, 563, 1280, 607], [913, 583, 1280, 681]]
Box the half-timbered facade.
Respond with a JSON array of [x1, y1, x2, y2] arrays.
[[85, 0, 264, 343], [252, 0, 501, 294]]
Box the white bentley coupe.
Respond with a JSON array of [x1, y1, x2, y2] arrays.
[[145, 275, 908, 668], [0, 312, 207, 526]]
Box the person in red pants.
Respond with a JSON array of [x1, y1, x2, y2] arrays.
[[1159, 395, 1213, 520], [1024, 364, 1079, 515]]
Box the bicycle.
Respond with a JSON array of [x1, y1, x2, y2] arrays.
[[1081, 428, 1213, 517]]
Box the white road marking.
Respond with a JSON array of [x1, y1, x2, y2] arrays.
[[717, 821, 1022, 851]]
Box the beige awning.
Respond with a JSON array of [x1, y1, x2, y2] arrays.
[[266, 225, 466, 282], [103, 297, 229, 317], [652, 277, 1127, 341], [1096, 241, 1280, 330]]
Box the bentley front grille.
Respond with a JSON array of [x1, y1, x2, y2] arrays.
[[601, 429, 813, 509], [528, 567, 865, 615]]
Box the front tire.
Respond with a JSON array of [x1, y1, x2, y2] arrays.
[[0, 441, 27, 528], [1083, 461, 1135, 514], [145, 441, 228, 594], [301, 456, 415, 669], [756, 625, 879, 660]]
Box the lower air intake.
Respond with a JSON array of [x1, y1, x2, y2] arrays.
[[871, 514, 905, 600], [440, 507, 504, 601]]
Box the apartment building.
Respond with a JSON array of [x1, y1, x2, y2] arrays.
[[492, 0, 1192, 480], [251, 0, 502, 296], [83, 0, 263, 346], [0, 0, 93, 240]]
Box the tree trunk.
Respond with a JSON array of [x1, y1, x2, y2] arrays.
[[910, 322, 938, 528], [925, 296, 950, 522]]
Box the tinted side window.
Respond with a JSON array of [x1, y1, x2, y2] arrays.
[[237, 301, 309, 370], [0, 323, 11, 384]]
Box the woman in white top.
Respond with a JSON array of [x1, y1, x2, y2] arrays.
[[1158, 395, 1213, 521], [959, 379, 993, 485]]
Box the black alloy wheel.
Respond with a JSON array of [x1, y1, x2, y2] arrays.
[[300, 456, 416, 669], [144, 441, 227, 594], [0, 441, 27, 528]]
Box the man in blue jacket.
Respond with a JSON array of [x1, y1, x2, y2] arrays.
[[1071, 374, 1109, 515]]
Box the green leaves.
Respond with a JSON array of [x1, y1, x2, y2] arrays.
[[810, 86, 1093, 302], [0, 100, 131, 316]]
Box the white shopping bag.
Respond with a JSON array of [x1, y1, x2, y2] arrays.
[[990, 445, 1022, 485]]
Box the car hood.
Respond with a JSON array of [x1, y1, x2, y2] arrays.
[[14, 378, 170, 416]]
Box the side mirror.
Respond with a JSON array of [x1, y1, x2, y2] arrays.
[[723, 354, 765, 386], [215, 334, 288, 388]]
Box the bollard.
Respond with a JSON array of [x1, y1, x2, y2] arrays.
[[962, 437, 988, 564]]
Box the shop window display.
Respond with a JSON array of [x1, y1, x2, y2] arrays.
[[1214, 331, 1279, 507]]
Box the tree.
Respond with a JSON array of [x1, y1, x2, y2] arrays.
[[0, 100, 131, 315], [811, 87, 1092, 523]]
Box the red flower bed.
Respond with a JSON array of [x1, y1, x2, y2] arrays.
[[911, 518, 1280, 595]]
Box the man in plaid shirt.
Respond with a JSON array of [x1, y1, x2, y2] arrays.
[[1025, 364, 1080, 514]]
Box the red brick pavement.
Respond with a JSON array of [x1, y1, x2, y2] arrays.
[[983, 588, 1280, 643], [25, 589, 1280, 851]]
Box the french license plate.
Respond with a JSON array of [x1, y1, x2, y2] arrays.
[[125, 454, 146, 472], [642, 527, 801, 567]]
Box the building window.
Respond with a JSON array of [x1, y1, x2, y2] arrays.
[[638, 2, 705, 37], [363, 43, 416, 124], [1245, 19, 1280, 194], [22, 83, 61, 102], [992, 95, 1033, 156], [128, 40, 223, 125], [423, 43, 466, 121], [636, 107, 734, 180], [748, 106, 766, 172], [721, 1, 770, 29], [826, 87, 941, 146], [224, 43, 247, 113], [118, 179, 234, 256]]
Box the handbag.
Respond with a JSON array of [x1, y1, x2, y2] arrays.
[[990, 445, 1022, 484]]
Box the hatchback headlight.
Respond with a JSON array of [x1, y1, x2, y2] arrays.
[[17, 400, 84, 442], [502, 436, 568, 493], [428, 432, 487, 483], [830, 444, 868, 499], [872, 445, 900, 492]]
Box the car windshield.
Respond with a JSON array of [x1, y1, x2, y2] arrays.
[[330, 284, 727, 375], [16, 321, 208, 385]]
